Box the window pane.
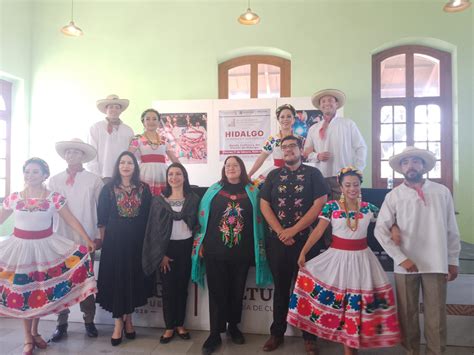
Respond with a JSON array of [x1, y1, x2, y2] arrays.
[[381, 161, 392, 178], [228, 65, 251, 99], [415, 104, 440, 123], [381, 54, 406, 98], [394, 124, 406, 141], [380, 106, 392, 123], [428, 123, 441, 141], [394, 142, 406, 155], [414, 54, 440, 97], [414, 141, 427, 150], [380, 124, 393, 141], [414, 123, 428, 141], [0, 139, 6, 158], [258, 64, 280, 98], [429, 142, 441, 159], [394, 105, 406, 123], [381, 143, 393, 159], [0, 120, 6, 139], [0, 178, 5, 196], [0, 159, 5, 178], [429, 161, 441, 178]]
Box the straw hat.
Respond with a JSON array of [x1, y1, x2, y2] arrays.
[[55, 138, 97, 163], [311, 89, 346, 109], [96, 94, 129, 114], [388, 146, 436, 175]]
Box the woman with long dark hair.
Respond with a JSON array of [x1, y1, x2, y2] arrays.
[[191, 156, 272, 355], [142, 163, 200, 343], [95, 151, 152, 346]]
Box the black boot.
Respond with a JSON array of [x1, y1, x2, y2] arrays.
[[50, 324, 68, 342], [85, 322, 98, 337], [202, 333, 221, 355], [227, 324, 245, 344]]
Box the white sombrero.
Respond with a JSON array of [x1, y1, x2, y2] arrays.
[[96, 94, 129, 114], [55, 138, 97, 163], [311, 89, 346, 109], [388, 146, 436, 175]]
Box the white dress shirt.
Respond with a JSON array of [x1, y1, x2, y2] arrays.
[[87, 120, 134, 178], [304, 116, 367, 177], [49, 170, 104, 245], [374, 180, 461, 274]]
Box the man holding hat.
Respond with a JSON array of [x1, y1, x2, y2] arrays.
[[88, 94, 134, 179], [374, 146, 461, 355], [48, 138, 104, 341], [304, 89, 367, 200]]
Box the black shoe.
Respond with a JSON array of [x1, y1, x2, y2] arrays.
[[110, 335, 122, 346], [49, 324, 68, 343], [125, 330, 136, 340], [202, 333, 221, 355], [84, 322, 98, 338], [159, 330, 175, 344], [227, 324, 245, 344], [177, 331, 191, 340]]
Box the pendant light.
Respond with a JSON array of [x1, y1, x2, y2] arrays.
[[238, 0, 260, 25], [61, 0, 84, 37], [443, 0, 471, 12]]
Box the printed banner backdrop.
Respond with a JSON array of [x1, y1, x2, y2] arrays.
[[159, 112, 207, 164], [218, 108, 271, 161]]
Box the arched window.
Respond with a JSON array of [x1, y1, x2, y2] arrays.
[[372, 45, 453, 190], [218, 55, 291, 99], [0, 79, 12, 197]]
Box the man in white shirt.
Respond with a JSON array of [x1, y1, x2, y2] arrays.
[[87, 94, 134, 179], [374, 146, 461, 355], [304, 89, 367, 200], [49, 138, 104, 342]]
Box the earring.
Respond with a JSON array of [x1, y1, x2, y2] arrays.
[[358, 192, 362, 204], [339, 193, 345, 204]]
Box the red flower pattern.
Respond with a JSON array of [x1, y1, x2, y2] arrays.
[[343, 317, 358, 335], [47, 266, 62, 278], [30, 271, 46, 282], [71, 266, 88, 284], [319, 313, 340, 329], [297, 276, 315, 293], [385, 314, 399, 332], [6, 292, 24, 309], [297, 298, 312, 317], [28, 290, 47, 308]]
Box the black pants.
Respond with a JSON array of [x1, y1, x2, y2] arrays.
[[266, 234, 322, 340], [204, 256, 251, 334], [160, 238, 193, 329]]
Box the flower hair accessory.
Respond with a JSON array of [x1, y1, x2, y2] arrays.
[[337, 166, 363, 184]]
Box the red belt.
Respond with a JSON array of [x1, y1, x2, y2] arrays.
[[141, 154, 166, 163], [274, 159, 284, 167], [330, 235, 367, 250], [14, 225, 53, 240]]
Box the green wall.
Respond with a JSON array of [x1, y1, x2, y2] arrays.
[[1, 0, 473, 242]]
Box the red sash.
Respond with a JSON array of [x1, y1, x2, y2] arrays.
[[141, 154, 166, 163], [14, 225, 53, 240], [331, 235, 367, 250]]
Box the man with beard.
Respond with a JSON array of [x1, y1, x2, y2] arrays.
[[260, 135, 329, 355], [375, 146, 461, 355]]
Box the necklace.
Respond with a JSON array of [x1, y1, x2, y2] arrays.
[[22, 188, 48, 211], [143, 132, 161, 150], [342, 200, 360, 232]]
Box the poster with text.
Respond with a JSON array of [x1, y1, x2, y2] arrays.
[[159, 112, 207, 164], [219, 108, 271, 161]]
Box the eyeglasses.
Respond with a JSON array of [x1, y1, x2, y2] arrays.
[[280, 143, 298, 150]]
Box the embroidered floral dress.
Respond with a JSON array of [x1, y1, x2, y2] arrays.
[[0, 192, 96, 318], [129, 134, 170, 196], [95, 182, 152, 317], [287, 200, 400, 349]]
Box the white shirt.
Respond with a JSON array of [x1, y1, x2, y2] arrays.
[[49, 170, 104, 245], [304, 116, 367, 177], [374, 180, 461, 274], [169, 202, 192, 240], [87, 120, 134, 178]]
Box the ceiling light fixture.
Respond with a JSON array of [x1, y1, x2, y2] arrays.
[[61, 0, 83, 37], [443, 0, 471, 12], [238, 0, 260, 25]]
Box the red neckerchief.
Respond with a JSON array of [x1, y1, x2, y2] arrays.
[[66, 166, 84, 186], [319, 116, 333, 140], [404, 180, 426, 205], [105, 117, 122, 134]]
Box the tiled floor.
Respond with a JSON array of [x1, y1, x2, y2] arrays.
[[1, 318, 473, 355]]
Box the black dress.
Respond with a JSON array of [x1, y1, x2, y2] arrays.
[[96, 181, 152, 318]]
